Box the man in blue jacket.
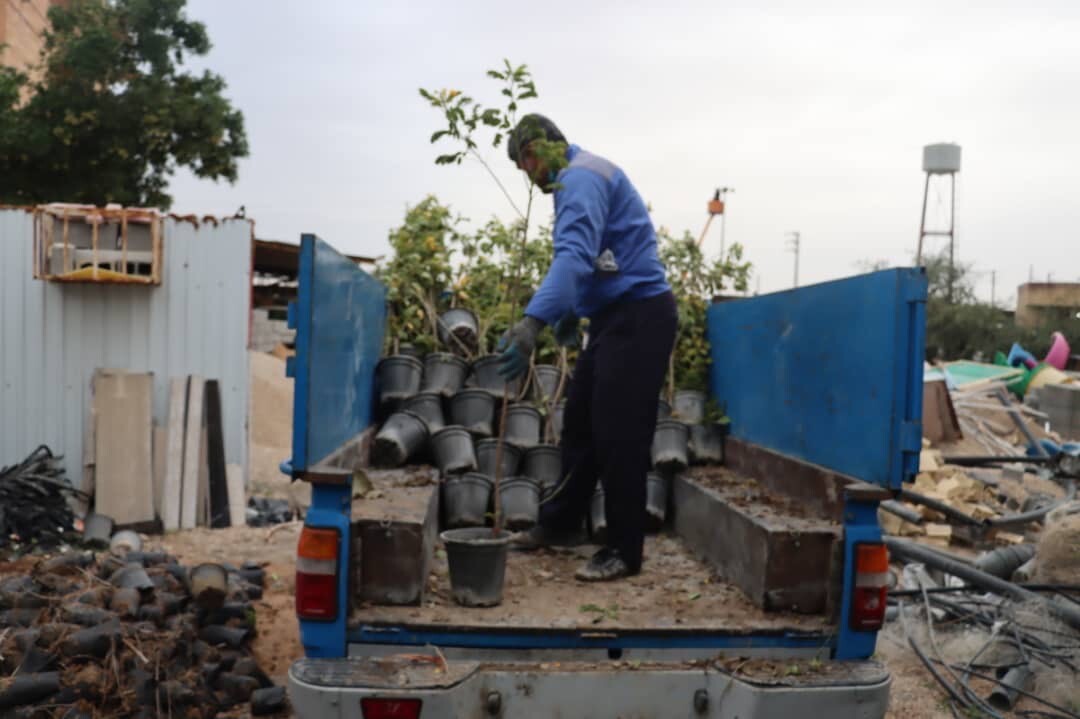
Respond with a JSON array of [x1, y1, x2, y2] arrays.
[[498, 114, 677, 581]]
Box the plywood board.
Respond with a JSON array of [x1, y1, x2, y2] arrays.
[[162, 377, 189, 531], [93, 369, 155, 525], [197, 427, 209, 527], [153, 425, 166, 519], [226, 463, 246, 527], [180, 376, 205, 529], [922, 379, 962, 443]]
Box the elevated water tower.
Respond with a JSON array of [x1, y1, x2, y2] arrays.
[[916, 143, 962, 298]]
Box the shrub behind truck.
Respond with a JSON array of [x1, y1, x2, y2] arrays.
[[282, 235, 928, 718]]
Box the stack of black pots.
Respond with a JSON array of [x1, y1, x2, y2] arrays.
[[370, 309, 569, 534]]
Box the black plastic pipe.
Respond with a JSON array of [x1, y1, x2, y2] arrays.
[[884, 537, 1080, 630]]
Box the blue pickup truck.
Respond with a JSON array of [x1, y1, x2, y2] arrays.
[[282, 235, 927, 719]]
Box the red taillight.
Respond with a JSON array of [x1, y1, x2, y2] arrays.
[[851, 543, 888, 631], [361, 698, 423, 719], [296, 526, 339, 620]]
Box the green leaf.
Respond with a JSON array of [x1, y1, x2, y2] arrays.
[[430, 130, 449, 143]]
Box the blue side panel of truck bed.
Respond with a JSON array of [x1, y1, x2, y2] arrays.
[[289, 234, 386, 471], [288, 235, 386, 658], [706, 268, 927, 489]]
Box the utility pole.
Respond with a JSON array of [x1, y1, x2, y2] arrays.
[[786, 232, 801, 288], [990, 270, 996, 308]]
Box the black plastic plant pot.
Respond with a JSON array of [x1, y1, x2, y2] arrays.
[[672, 390, 706, 424], [531, 364, 562, 402], [657, 398, 672, 420], [431, 425, 478, 475], [688, 423, 724, 465], [449, 389, 497, 437], [372, 411, 430, 467], [498, 476, 541, 530], [504, 403, 542, 449], [590, 486, 607, 543], [376, 355, 424, 408], [522, 445, 562, 489], [646, 472, 669, 528], [651, 419, 690, 471], [441, 527, 511, 607], [402, 392, 445, 434], [469, 355, 524, 400], [475, 438, 522, 480], [421, 353, 469, 398], [438, 308, 480, 356], [397, 343, 424, 359], [443, 473, 493, 529]]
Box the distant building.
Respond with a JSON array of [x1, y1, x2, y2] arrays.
[[1016, 283, 1080, 328], [0, 1, 63, 77]]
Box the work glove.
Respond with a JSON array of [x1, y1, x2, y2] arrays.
[[497, 316, 544, 380], [553, 312, 580, 348]]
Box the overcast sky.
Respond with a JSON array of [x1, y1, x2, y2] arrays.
[[170, 0, 1080, 307]]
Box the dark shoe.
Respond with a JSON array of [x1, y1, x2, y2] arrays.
[[575, 548, 634, 582], [509, 524, 587, 551]]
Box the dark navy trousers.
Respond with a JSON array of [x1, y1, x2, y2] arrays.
[[540, 290, 677, 572]]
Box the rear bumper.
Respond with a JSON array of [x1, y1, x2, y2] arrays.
[[288, 656, 890, 719]]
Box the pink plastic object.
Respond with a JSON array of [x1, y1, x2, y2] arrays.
[[1044, 332, 1071, 371]]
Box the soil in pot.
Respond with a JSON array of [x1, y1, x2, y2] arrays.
[[469, 355, 524, 400], [442, 473, 493, 529], [376, 355, 424, 408], [672, 390, 706, 424], [441, 527, 510, 607], [646, 472, 669, 528], [431, 426, 478, 475], [503, 403, 541, 449], [402, 392, 445, 434], [437, 308, 479, 357], [688, 423, 724, 465], [371, 411, 429, 467], [475, 438, 522, 480], [651, 419, 689, 471], [522, 445, 562, 489], [531, 364, 562, 402], [498, 476, 541, 530], [449, 389, 496, 437], [590, 486, 607, 543], [421, 353, 469, 398]]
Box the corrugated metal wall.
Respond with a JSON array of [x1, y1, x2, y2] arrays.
[[0, 208, 251, 490]]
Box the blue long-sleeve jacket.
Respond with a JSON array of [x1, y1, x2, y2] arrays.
[[524, 145, 670, 324]]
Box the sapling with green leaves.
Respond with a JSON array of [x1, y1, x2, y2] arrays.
[[658, 229, 752, 402], [420, 60, 566, 535]]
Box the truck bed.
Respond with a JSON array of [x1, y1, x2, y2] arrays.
[[349, 532, 831, 633], [349, 459, 829, 634]]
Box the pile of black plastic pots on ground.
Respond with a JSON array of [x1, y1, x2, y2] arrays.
[[372, 308, 727, 540], [0, 547, 287, 718]]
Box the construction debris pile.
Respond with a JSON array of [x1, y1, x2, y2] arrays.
[[0, 447, 85, 553], [0, 545, 288, 717], [882, 361, 1080, 714]]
